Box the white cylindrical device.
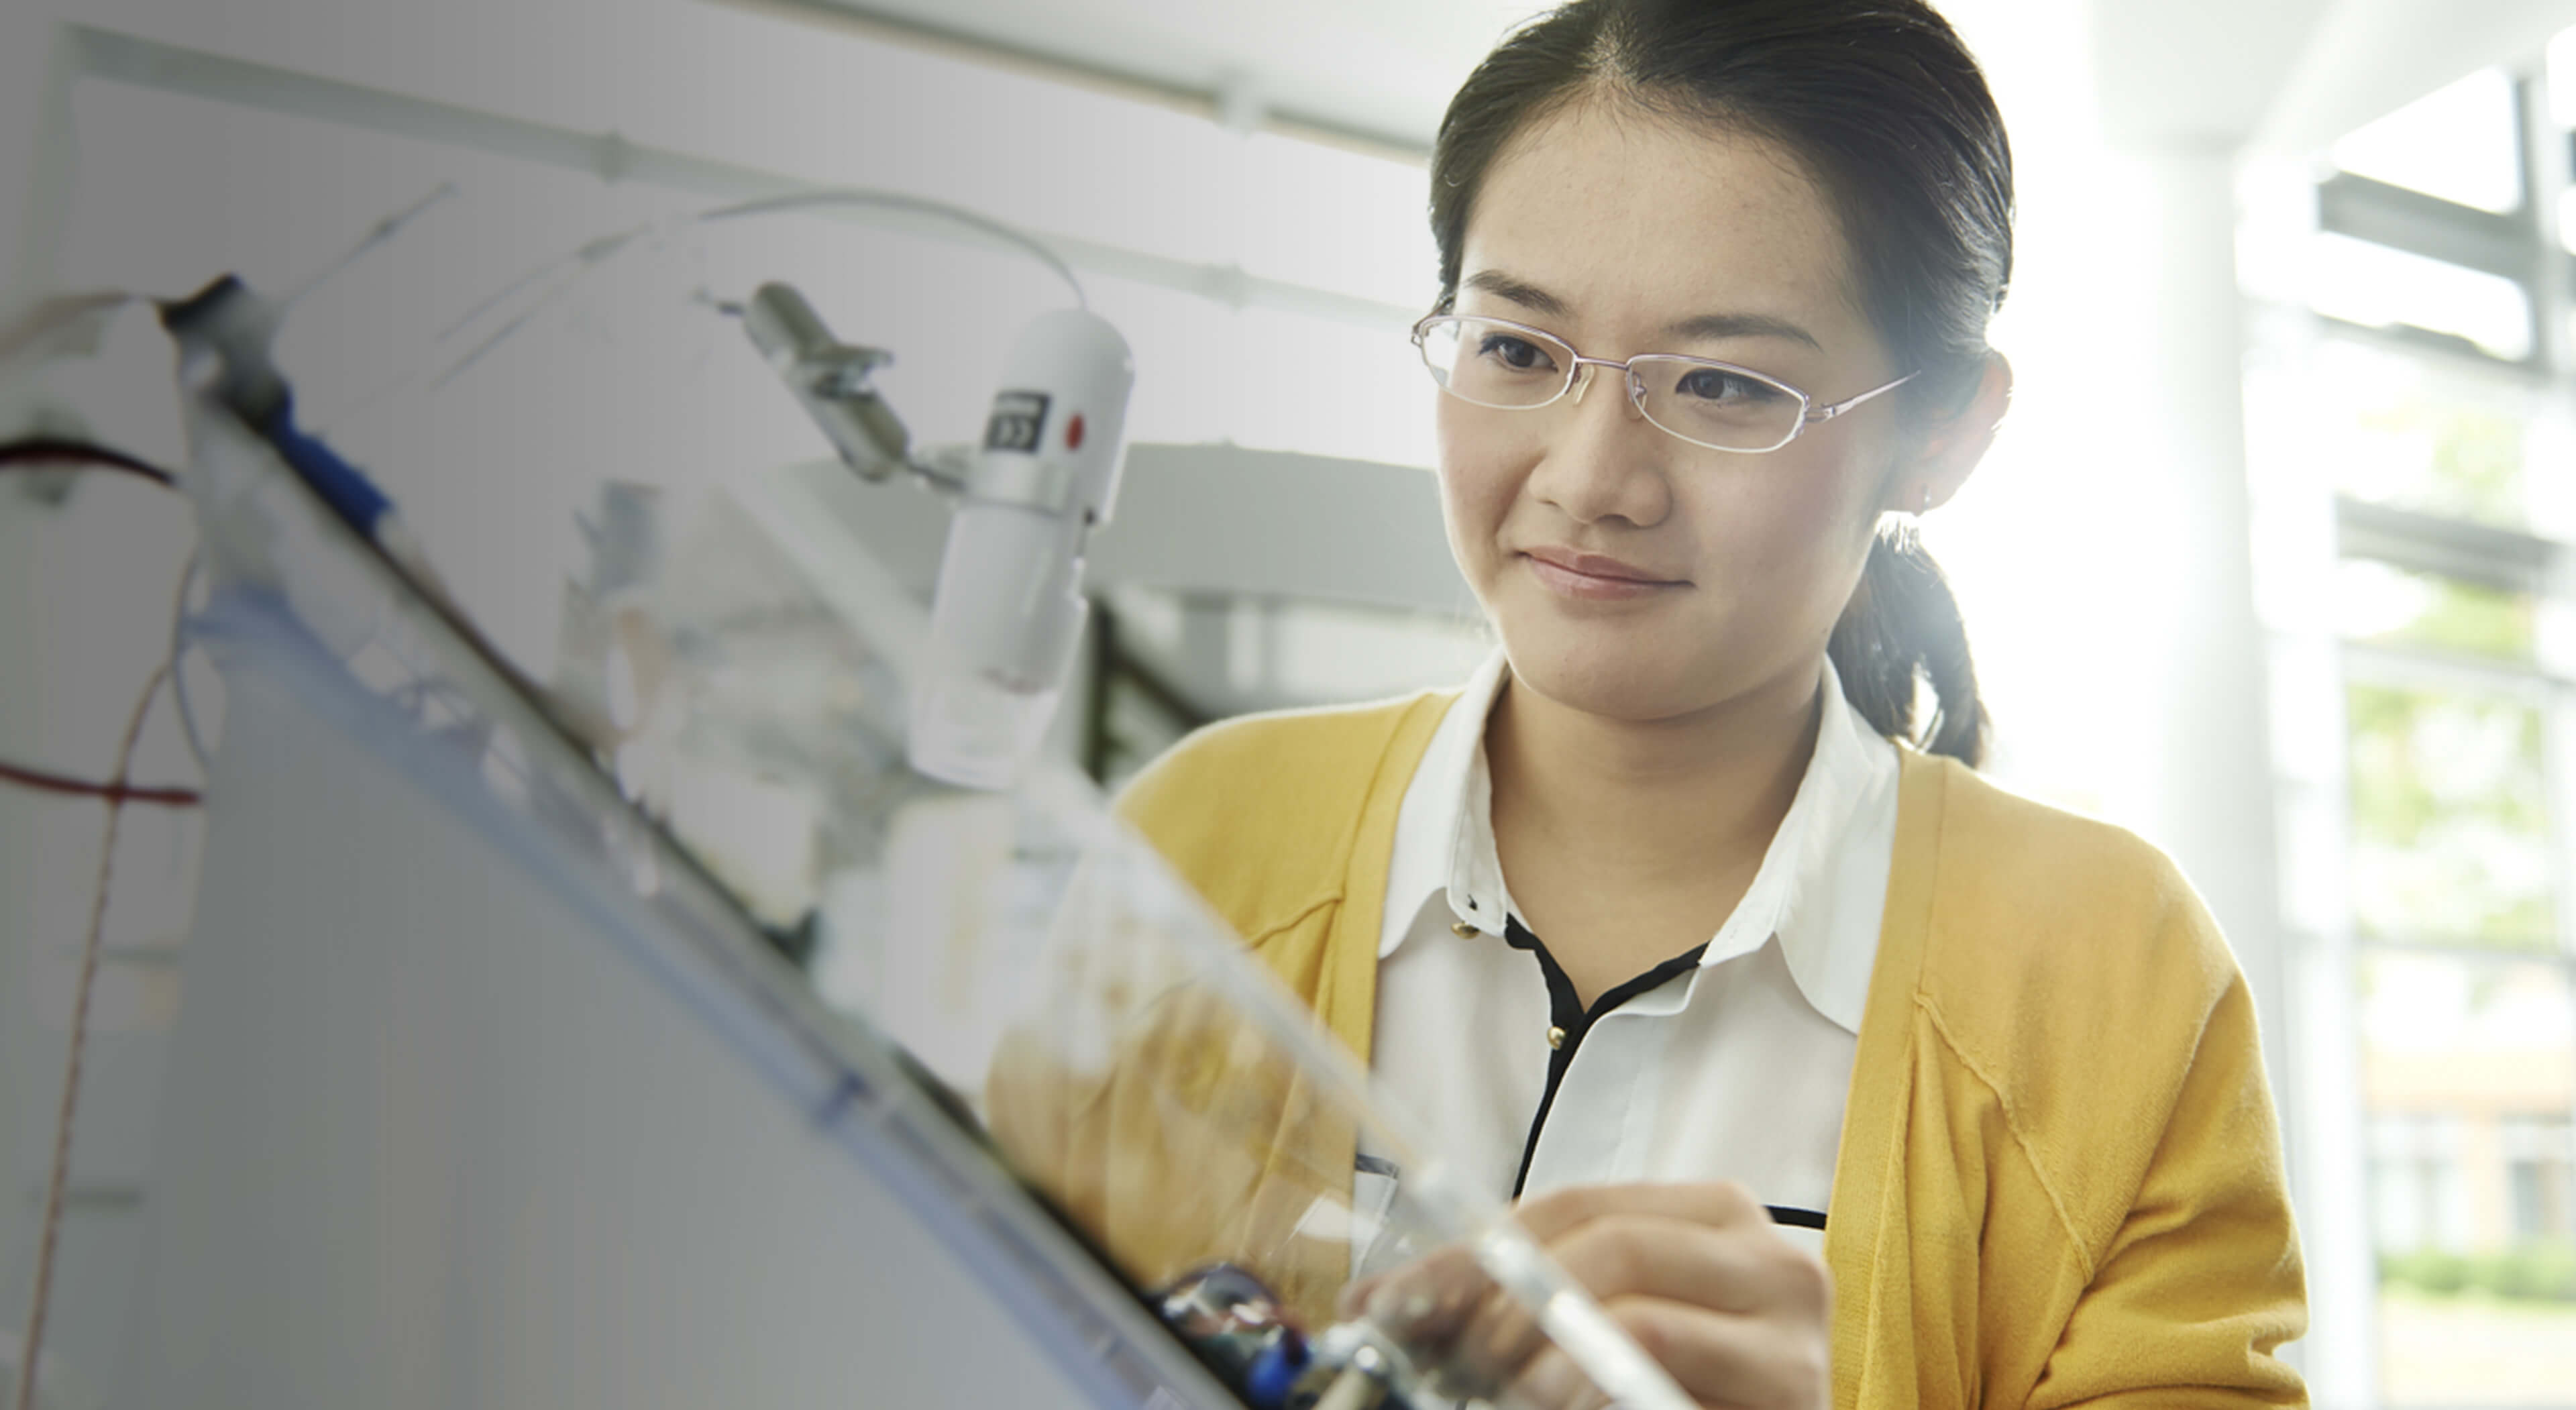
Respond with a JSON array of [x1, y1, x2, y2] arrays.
[[909, 309, 1134, 790]]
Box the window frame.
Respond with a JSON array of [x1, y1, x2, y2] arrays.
[[2263, 58, 2576, 1409]]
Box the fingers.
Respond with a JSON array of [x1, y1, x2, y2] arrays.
[[1341, 1182, 1771, 1331], [1510, 1180, 1768, 1244], [1337, 1183, 1829, 1409], [1447, 1211, 1823, 1380], [1551, 1208, 1815, 1317], [1512, 1296, 1834, 1410]]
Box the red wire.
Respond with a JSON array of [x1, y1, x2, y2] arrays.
[[0, 437, 180, 488], [0, 758, 201, 808], [15, 661, 169, 1410]]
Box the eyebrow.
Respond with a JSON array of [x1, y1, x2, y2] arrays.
[[1462, 270, 1572, 319], [1664, 311, 1823, 353], [1460, 270, 1824, 354]]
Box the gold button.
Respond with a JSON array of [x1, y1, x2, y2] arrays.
[[1546, 1026, 1566, 1050], [1451, 920, 1479, 938]]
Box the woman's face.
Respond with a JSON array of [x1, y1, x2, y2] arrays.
[[1438, 100, 1911, 724]]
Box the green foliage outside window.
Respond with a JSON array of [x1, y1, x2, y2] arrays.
[[2381, 1246, 2576, 1303], [2347, 684, 2556, 946], [2349, 398, 2528, 527], [2339, 559, 2536, 660]]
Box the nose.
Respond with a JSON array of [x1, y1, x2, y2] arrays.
[[1566, 360, 1651, 412], [1529, 362, 1671, 527]]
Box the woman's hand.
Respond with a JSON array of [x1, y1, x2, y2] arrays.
[[1348, 1182, 1831, 1410]]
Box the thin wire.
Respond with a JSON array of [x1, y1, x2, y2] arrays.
[[13, 661, 168, 1410], [696, 189, 1086, 307], [170, 553, 214, 779], [0, 454, 203, 807], [421, 225, 646, 364], [423, 239, 644, 392], [0, 562, 198, 821], [275, 182, 458, 313], [425, 186, 1086, 392]]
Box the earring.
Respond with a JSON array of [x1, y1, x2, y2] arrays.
[[1916, 484, 1933, 516]]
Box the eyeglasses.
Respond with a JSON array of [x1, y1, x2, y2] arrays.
[[1411, 313, 1915, 454]]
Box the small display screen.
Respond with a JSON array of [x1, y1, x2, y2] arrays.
[[983, 390, 1051, 454]]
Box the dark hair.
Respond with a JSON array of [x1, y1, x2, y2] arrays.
[[1430, 0, 2010, 765]]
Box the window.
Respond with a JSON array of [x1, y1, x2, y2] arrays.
[[2335, 559, 2536, 661], [2253, 35, 2576, 1406], [2345, 685, 2554, 948], [2310, 339, 2544, 525], [2307, 234, 2536, 362], [2332, 68, 2525, 215], [2504, 1116, 2576, 1242]]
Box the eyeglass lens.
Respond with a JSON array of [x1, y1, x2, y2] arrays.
[[1417, 317, 1805, 452]]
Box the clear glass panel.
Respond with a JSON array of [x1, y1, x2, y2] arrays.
[[2337, 558, 2536, 661], [62, 79, 700, 441], [176, 225, 1710, 1410], [580, 525, 1697, 1409], [2346, 684, 2555, 948], [2314, 339, 2535, 526], [839, 780, 1697, 1409], [2361, 953, 2576, 1403], [2308, 234, 2535, 362], [2332, 68, 2524, 214], [64, 37, 1446, 478]]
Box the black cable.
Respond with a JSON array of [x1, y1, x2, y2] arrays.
[[0, 437, 181, 489], [0, 445, 205, 806], [0, 757, 200, 808]]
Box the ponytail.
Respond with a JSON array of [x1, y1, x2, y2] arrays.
[[1827, 521, 1987, 767]]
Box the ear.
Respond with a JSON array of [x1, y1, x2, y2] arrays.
[[1885, 351, 2012, 514]]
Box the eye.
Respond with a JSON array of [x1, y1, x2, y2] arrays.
[[1477, 333, 1560, 374], [1670, 366, 1786, 404]]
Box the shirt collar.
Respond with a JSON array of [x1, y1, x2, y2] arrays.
[[1380, 647, 1513, 958], [1379, 647, 1897, 1034]]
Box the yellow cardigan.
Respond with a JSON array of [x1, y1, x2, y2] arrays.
[[1083, 685, 2310, 1408]]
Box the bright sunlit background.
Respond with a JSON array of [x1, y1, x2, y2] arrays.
[[2236, 33, 2576, 1398], [5, 0, 2576, 1403]]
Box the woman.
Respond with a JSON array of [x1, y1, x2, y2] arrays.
[[1000, 1, 2308, 1404]]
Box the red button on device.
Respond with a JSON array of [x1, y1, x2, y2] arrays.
[[1066, 413, 1085, 451]]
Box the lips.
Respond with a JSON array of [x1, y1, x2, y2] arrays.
[[1519, 546, 1684, 586]]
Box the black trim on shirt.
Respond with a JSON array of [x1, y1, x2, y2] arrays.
[[1502, 914, 1709, 1199]]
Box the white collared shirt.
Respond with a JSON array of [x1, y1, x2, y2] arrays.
[[1364, 649, 1898, 1256]]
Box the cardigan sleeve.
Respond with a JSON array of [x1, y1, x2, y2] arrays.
[[2025, 963, 2309, 1408]]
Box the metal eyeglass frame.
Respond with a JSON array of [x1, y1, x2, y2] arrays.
[[1410, 313, 1917, 454]]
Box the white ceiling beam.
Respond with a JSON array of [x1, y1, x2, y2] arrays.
[[2088, 0, 2337, 147], [2257, 0, 2576, 156]]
